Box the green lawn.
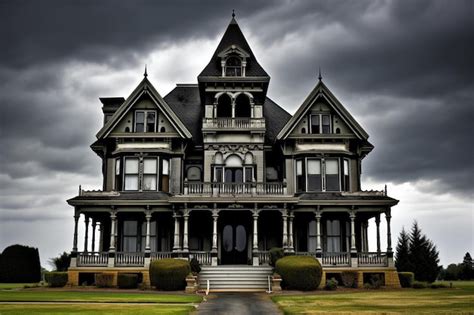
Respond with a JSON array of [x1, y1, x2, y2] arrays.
[[272, 281, 474, 314], [0, 288, 201, 315]]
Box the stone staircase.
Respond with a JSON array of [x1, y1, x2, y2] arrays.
[[198, 265, 273, 291]]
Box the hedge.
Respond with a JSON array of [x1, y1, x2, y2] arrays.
[[398, 272, 415, 288], [0, 245, 41, 283], [275, 255, 322, 291], [117, 273, 139, 289], [95, 273, 115, 288], [341, 271, 358, 288], [269, 248, 284, 267], [149, 258, 190, 291], [45, 272, 68, 287]]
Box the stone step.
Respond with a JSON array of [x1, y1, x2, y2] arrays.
[[198, 265, 273, 290]]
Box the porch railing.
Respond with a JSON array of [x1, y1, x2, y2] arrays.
[[257, 251, 270, 265], [77, 252, 108, 267], [322, 252, 351, 266], [189, 251, 212, 265], [357, 252, 387, 266], [115, 252, 145, 267], [202, 118, 266, 129], [184, 182, 287, 196], [150, 252, 173, 261]]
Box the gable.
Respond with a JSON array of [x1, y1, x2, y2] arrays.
[[277, 81, 369, 140], [96, 78, 192, 139]]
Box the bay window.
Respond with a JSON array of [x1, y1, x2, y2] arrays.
[[325, 159, 340, 191], [307, 159, 322, 191], [143, 158, 158, 191], [124, 158, 139, 190], [295, 157, 342, 192], [122, 156, 168, 192]]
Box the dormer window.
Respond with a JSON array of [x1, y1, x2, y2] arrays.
[[310, 114, 331, 134], [135, 110, 156, 132], [225, 57, 242, 76]]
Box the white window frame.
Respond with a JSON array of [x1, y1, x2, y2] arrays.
[[124, 157, 140, 191], [134, 110, 157, 133], [309, 113, 332, 134], [123, 156, 161, 192], [295, 157, 341, 192]]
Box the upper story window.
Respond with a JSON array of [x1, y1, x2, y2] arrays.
[[296, 157, 350, 192], [225, 57, 242, 76], [310, 114, 331, 134], [120, 156, 169, 192], [135, 110, 156, 132]]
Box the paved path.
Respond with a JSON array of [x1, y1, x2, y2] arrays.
[[196, 293, 282, 315]]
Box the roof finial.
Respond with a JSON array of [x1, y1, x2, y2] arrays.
[[144, 64, 148, 78], [318, 67, 322, 81], [232, 9, 235, 18]]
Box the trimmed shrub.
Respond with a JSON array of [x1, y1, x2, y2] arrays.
[[49, 252, 71, 272], [412, 281, 428, 289], [95, 273, 115, 288], [324, 278, 338, 291], [149, 258, 191, 291], [269, 248, 284, 267], [275, 255, 322, 291], [117, 273, 139, 289], [190, 258, 201, 274], [341, 271, 358, 288], [398, 272, 415, 288], [44, 272, 68, 287], [0, 244, 41, 283]]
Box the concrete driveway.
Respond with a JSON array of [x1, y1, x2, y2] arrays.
[[196, 293, 282, 315]]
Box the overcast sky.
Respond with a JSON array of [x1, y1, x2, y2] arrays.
[[0, 0, 472, 268]]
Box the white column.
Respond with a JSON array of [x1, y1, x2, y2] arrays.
[[288, 212, 295, 252], [252, 211, 259, 251], [109, 211, 117, 252], [282, 209, 288, 252], [98, 222, 104, 252], [315, 211, 322, 253], [183, 210, 189, 252], [212, 210, 219, 252], [350, 211, 357, 252], [72, 213, 80, 252], [231, 98, 236, 118], [173, 212, 181, 252], [91, 219, 96, 252], [145, 211, 152, 252], [84, 215, 90, 252], [375, 214, 381, 253]]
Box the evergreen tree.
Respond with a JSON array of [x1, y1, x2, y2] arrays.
[[408, 221, 440, 282], [49, 252, 71, 271], [395, 227, 412, 272], [460, 252, 473, 280]]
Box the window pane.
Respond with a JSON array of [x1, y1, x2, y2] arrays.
[[344, 159, 349, 176], [322, 115, 330, 133], [124, 221, 138, 235], [308, 174, 322, 191], [235, 225, 246, 252], [244, 167, 253, 183], [325, 159, 339, 191], [214, 167, 223, 182], [143, 175, 157, 190], [223, 225, 233, 252], [135, 112, 145, 132], [125, 158, 139, 174], [162, 159, 169, 175], [234, 169, 243, 183], [308, 159, 321, 174], [326, 160, 338, 174], [125, 175, 138, 190], [144, 158, 157, 174], [296, 160, 303, 175], [311, 115, 320, 134], [123, 237, 137, 252], [115, 159, 121, 175], [146, 112, 155, 132]]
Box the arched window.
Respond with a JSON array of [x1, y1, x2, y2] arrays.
[[225, 154, 243, 167], [225, 57, 242, 76], [216, 94, 232, 118], [186, 166, 201, 182], [235, 94, 251, 118]]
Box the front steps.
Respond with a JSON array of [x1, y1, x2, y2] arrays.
[[198, 265, 273, 292]]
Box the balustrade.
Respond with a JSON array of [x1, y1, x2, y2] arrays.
[[202, 118, 265, 129], [189, 251, 212, 265], [357, 252, 388, 266], [321, 252, 351, 266], [185, 182, 286, 196], [115, 252, 145, 267], [150, 252, 173, 261], [77, 252, 108, 266], [257, 251, 270, 265]]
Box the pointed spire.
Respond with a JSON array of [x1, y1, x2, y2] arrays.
[[144, 64, 148, 78], [318, 67, 322, 81], [232, 9, 235, 18]]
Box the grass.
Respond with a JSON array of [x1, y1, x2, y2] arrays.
[[272, 280, 474, 314], [0, 287, 201, 315]]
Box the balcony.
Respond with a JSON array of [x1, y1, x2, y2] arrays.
[[184, 182, 287, 196], [202, 118, 265, 130]]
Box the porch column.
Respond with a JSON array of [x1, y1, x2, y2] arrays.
[[282, 208, 288, 252], [315, 210, 322, 257], [72, 213, 80, 253], [385, 208, 394, 267], [91, 219, 96, 252], [84, 215, 90, 252], [98, 222, 104, 252], [183, 209, 189, 252], [350, 210, 358, 268], [212, 209, 219, 266], [375, 214, 381, 253], [172, 211, 181, 252], [251, 208, 259, 266], [108, 209, 117, 268], [288, 212, 295, 253], [145, 211, 152, 252]]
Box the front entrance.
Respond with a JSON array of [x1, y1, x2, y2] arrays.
[[220, 212, 250, 265]]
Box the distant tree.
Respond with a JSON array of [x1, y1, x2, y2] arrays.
[[459, 252, 473, 280], [442, 263, 461, 280], [395, 227, 412, 272], [0, 245, 41, 283], [49, 252, 71, 271], [408, 222, 440, 282]]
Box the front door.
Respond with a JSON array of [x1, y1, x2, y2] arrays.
[[221, 223, 248, 264]]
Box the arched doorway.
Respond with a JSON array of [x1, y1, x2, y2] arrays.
[[216, 94, 232, 118]]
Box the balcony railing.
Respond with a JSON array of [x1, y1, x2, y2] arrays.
[[77, 252, 108, 267], [184, 182, 287, 196], [150, 252, 173, 261], [357, 252, 387, 266], [189, 251, 212, 265], [256, 251, 270, 265], [115, 252, 145, 267], [202, 118, 265, 130], [322, 252, 351, 266]]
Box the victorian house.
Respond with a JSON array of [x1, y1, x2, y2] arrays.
[[67, 15, 400, 289]]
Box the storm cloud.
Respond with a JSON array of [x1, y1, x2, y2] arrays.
[[0, 0, 472, 266]]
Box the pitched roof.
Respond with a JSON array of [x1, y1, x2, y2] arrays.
[[198, 17, 269, 78], [277, 80, 370, 140], [163, 85, 291, 145], [95, 78, 192, 139]]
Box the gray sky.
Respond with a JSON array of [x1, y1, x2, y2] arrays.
[[0, 0, 472, 268]]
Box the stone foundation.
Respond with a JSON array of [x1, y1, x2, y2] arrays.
[[67, 267, 151, 287], [320, 268, 401, 289]]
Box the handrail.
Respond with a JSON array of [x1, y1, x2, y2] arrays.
[[206, 279, 210, 296], [184, 182, 287, 196]]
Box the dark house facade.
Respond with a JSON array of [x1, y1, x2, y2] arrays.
[[67, 16, 400, 289]]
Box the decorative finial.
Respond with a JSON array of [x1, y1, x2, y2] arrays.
[[318, 67, 322, 81], [232, 9, 235, 18], [144, 64, 148, 78]]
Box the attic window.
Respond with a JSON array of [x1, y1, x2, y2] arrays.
[[310, 114, 331, 134], [225, 57, 242, 76], [135, 110, 156, 132]]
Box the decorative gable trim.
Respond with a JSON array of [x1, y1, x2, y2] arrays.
[[217, 45, 250, 59], [96, 78, 192, 139], [277, 81, 369, 140]]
